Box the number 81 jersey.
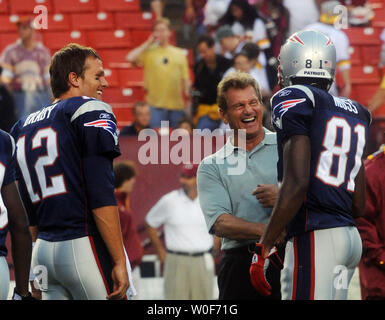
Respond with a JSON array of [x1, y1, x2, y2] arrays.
[[271, 84, 371, 238]]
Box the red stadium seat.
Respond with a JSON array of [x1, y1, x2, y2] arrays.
[[352, 84, 380, 106], [114, 11, 155, 30], [47, 14, 71, 31], [98, 49, 132, 68], [361, 45, 381, 65], [350, 65, 381, 84], [9, 0, 52, 14], [86, 29, 132, 49], [53, 0, 96, 13], [118, 68, 144, 87], [0, 0, 9, 13], [70, 12, 114, 30], [0, 32, 18, 53], [112, 103, 134, 128], [103, 68, 120, 88], [348, 46, 361, 66], [0, 15, 20, 32], [103, 88, 132, 103], [343, 27, 382, 46], [97, 0, 140, 12], [42, 30, 87, 51], [372, 6, 385, 28]]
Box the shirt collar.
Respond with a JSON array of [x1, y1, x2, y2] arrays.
[[216, 127, 275, 159]]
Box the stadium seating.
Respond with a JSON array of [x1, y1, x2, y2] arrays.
[[9, 0, 52, 14], [109, 103, 134, 127], [0, 15, 19, 32], [350, 65, 381, 85], [52, 0, 97, 13], [97, 49, 132, 68], [0, 32, 18, 52], [42, 30, 87, 51], [97, 0, 141, 12], [86, 29, 132, 49], [47, 13, 71, 31], [70, 12, 115, 30], [343, 27, 382, 46], [118, 68, 144, 87], [0, 0, 8, 14], [361, 45, 381, 66], [114, 11, 155, 30]]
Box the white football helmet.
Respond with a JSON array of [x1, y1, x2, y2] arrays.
[[278, 29, 337, 91]]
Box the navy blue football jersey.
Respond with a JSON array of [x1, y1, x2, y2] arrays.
[[10, 96, 121, 242], [271, 85, 371, 238], [0, 130, 17, 257]]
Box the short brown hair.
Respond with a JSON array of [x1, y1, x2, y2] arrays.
[[50, 43, 101, 98], [113, 161, 137, 188], [132, 101, 149, 115], [217, 71, 262, 112], [153, 17, 171, 30]]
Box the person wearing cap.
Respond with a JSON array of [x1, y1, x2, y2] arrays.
[[0, 16, 52, 120], [144, 163, 217, 299], [197, 71, 282, 300], [305, 0, 352, 98]]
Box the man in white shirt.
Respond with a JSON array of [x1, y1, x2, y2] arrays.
[[145, 163, 217, 300]]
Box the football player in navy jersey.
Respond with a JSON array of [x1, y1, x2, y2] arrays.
[[0, 131, 33, 300], [249, 30, 371, 300], [10, 43, 129, 300]]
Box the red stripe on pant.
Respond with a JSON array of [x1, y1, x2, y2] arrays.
[[291, 232, 315, 300], [88, 235, 111, 295]]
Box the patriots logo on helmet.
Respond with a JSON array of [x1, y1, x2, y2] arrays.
[[272, 98, 306, 129], [84, 119, 118, 145]]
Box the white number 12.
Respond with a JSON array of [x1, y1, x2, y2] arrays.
[[16, 127, 67, 203]]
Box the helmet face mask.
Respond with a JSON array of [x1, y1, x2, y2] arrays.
[[278, 30, 337, 91]]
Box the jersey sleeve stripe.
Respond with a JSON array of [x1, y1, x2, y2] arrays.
[[70, 100, 114, 123], [288, 85, 316, 107]]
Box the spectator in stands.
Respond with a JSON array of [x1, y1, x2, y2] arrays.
[[218, 0, 271, 51], [356, 145, 385, 300], [0, 67, 17, 132], [126, 18, 191, 129], [119, 101, 151, 137], [0, 16, 52, 120], [283, 0, 319, 36], [256, 0, 290, 58], [216, 25, 245, 59], [193, 34, 232, 131], [114, 161, 144, 300], [305, 0, 352, 98], [367, 76, 385, 116], [144, 163, 216, 300], [183, 0, 207, 41], [177, 115, 194, 135], [223, 43, 271, 101], [203, 0, 231, 32]]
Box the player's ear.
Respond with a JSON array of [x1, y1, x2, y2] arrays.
[[67, 72, 81, 88]]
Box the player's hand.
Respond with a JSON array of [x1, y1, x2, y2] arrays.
[[249, 243, 283, 296], [107, 263, 129, 300], [252, 184, 279, 208], [12, 288, 37, 300]]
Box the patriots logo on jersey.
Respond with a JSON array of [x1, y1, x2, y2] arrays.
[[272, 98, 306, 129], [84, 119, 118, 145]]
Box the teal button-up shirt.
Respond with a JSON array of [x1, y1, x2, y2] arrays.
[[197, 128, 278, 250]]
